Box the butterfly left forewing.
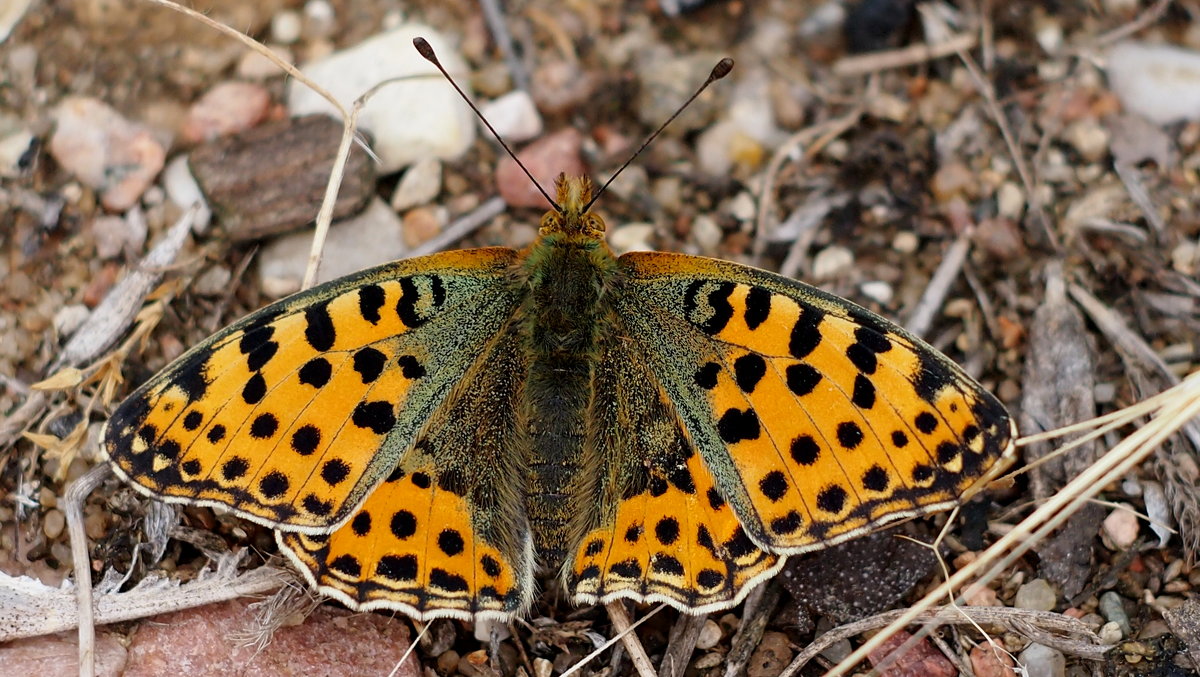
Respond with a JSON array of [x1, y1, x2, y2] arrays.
[[616, 252, 1016, 555], [103, 248, 521, 533]]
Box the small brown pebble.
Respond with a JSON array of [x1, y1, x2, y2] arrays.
[[402, 207, 444, 249], [182, 81, 271, 143], [43, 509, 65, 540], [435, 649, 459, 674], [747, 631, 794, 677], [495, 129, 585, 209], [970, 642, 1017, 677]]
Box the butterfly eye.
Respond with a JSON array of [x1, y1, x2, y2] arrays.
[[540, 212, 562, 234], [583, 214, 606, 235]]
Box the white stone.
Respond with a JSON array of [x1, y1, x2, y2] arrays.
[[609, 222, 656, 254], [691, 214, 723, 252], [0, 127, 35, 177], [729, 191, 757, 221], [287, 25, 476, 173], [1107, 42, 1200, 125], [1019, 643, 1065, 677], [478, 90, 543, 143], [811, 245, 854, 281], [0, 0, 33, 44], [258, 198, 404, 296], [695, 619, 722, 650], [271, 10, 303, 44], [390, 157, 442, 211], [892, 230, 919, 254], [1102, 504, 1140, 549], [996, 181, 1025, 219], [163, 155, 212, 233], [860, 281, 893, 305]]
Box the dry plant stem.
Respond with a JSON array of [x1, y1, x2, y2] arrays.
[[780, 606, 1105, 676], [302, 103, 365, 290], [478, 0, 532, 93], [752, 109, 863, 266], [1085, 0, 1172, 49], [561, 604, 664, 677], [603, 602, 657, 677], [832, 32, 977, 76], [659, 613, 707, 677], [65, 464, 111, 677], [903, 226, 973, 339], [820, 371, 1200, 677], [723, 584, 780, 677]]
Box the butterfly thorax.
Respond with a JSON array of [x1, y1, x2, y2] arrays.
[[515, 175, 622, 567]]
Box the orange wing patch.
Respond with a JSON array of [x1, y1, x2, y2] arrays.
[[103, 249, 520, 531], [569, 445, 780, 612], [619, 253, 1015, 554], [279, 460, 530, 621]]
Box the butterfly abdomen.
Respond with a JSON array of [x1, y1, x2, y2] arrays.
[[518, 233, 621, 566]]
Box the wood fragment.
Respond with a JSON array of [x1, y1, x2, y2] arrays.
[[659, 613, 706, 677], [723, 584, 781, 677]]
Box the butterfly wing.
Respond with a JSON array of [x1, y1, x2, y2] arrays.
[[103, 248, 522, 534], [566, 323, 782, 613], [278, 319, 534, 620], [613, 252, 1016, 556]]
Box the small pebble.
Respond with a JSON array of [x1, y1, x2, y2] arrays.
[[811, 245, 854, 281], [728, 191, 756, 221], [435, 649, 459, 674], [182, 81, 271, 143], [1099, 591, 1133, 637], [1064, 118, 1110, 162], [860, 281, 893, 305], [1099, 621, 1123, 643], [695, 619, 722, 650], [931, 161, 977, 202], [1102, 504, 1140, 549], [609, 223, 656, 254], [995, 182, 1025, 219], [193, 266, 233, 297], [49, 97, 166, 211], [533, 657, 553, 677], [92, 213, 148, 259], [43, 509, 65, 540], [478, 90, 543, 143], [691, 214, 723, 253], [1142, 481, 1174, 548], [970, 642, 1017, 677], [530, 60, 597, 116], [270, 10, 303, 44], [892, 230, 919, 253], [162, 155, 211, 231], [401, 206, 445, 249], [495, 128, 584, 209], [747, 631, 793, 677], [0, 127, 36, 178], [390, 158, 442, 212], [303, 0, 336, 39], [1018, 643, 1065, 677], [1108, 42, 1200, 124], [1014, 578, 1056, 611]]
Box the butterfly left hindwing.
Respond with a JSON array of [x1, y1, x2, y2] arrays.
[[102, 248, 521, 533], [279, 318, 534, 620]]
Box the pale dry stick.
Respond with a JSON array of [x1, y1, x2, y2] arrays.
[[1084, 0, 1172, 49], [478, 0, 532, 93], [560, 603, 665, 677], [752, 109, 864, 267], [832, 32, 978, 77], [659, 612, 708, 677], [602, 601, 657, 677], [818, 371, 1200, 677], [64, 464, 110, 677], [779, 606, 1105, 675], [903, 226, 973, 340], [386, 620, 430, 677]]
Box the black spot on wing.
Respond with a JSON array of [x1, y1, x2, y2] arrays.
[[352, 347, 387, 384], [358, 284, 385, 324], [788, 307, 825, 359], [304, 302, 336, 351], [733, 354, 767, 393], [744, 287, 771, 329], [683, 280, 735, 335], [717, 408, 760, 443]]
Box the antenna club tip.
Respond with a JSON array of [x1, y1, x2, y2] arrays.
[[413, 37, 437, 62], [712, 58, 734, 80]]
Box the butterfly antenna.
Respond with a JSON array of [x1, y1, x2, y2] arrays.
[[413, 37, 561, 212], [582, 57, 734, 213]]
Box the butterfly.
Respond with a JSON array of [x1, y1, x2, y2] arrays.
[[101, 168, 1016, 621]]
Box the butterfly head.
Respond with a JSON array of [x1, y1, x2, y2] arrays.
[[540, 173, 606, 238]]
